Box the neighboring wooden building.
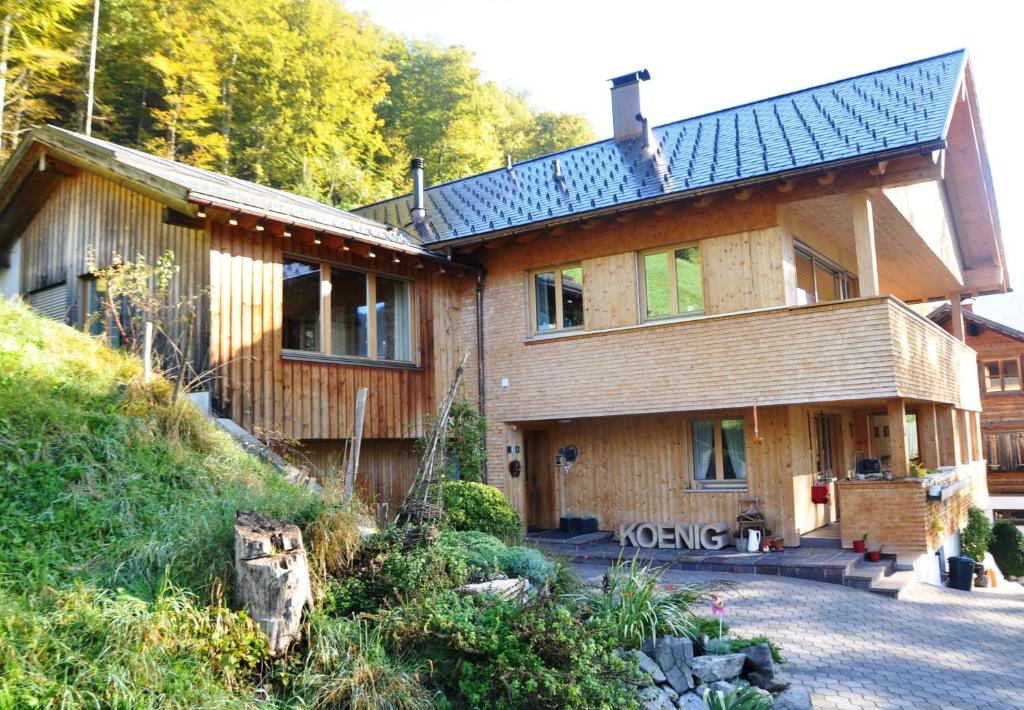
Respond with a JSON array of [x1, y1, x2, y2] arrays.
[[0, 127, 468, 514], [929, 304, 1024, 525], [358, 50, 1008, 583]]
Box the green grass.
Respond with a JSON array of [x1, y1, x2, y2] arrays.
[[0, 298, 319, 707]]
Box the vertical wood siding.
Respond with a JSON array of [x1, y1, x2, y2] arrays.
[[17, 172, 209, 369], [209, 222, 463, 440]]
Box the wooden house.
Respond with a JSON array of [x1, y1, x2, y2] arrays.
[[0, 50, 1009, 583], [357, 50, 1007, 582], [0, 127, 469, 512], [929, 304, 1024, 525]]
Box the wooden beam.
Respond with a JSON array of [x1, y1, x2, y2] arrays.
[[936, 404, 962, 466], [694, 196, 715, 208], [514, 233, 538, 243], [961, 410, 974, 462], [162, 207, 205, 230], [614, 211, 635, 222], [918, 403, 941, 469], [777, 179, 797, 193], [963, 266, 1005, 292], [483, 239, 505, 249], [734, 188, 753, 201], [949, 294, 965, 343], [851, 192, 879, 297], [868, 161, 888, 176], [816, 172, 836, 185], [887, 399, 909, 478]]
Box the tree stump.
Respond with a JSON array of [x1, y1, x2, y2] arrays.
[[234, 510, 313, 657]]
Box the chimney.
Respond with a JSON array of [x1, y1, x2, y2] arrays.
[[410, 157, 425, 223], [610, 69, 651, 141], [962, 302, 974, 313]]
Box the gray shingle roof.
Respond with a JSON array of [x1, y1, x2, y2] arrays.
[[38, 126, 421, 250], [356, 50, 967, 243]]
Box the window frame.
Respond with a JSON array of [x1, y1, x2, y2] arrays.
[[527, 262, 585, 335], [794, 241, 858, 304], [982, 358, 1022, 394], [686, 414, 749, 491], [281, 253, 417, 366], [638, 241, 706, 322]]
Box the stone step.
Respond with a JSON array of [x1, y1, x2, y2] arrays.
[[798, 535, 842, 549], [843, 560, 893, 590], [868, 570, 917, 599]]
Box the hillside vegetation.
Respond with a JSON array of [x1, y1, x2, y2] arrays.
[[0, 298, 318, 707]]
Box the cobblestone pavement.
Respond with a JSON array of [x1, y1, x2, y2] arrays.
[[574, 564, 1024, 709]]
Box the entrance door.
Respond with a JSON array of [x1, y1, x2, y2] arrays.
[[524, 430, 556, 529]]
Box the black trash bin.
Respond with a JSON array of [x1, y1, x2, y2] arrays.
[[947, 556, 975, 591]]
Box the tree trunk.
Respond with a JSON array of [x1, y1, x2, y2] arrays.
[[233, 510, 313, 657]]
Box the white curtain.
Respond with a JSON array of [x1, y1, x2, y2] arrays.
[[692, 421, 715, 480], [722, 420, 747, 480]]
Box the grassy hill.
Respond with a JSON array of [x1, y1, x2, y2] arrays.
[[0, 298, 318, 708]]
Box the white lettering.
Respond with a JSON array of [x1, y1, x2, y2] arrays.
[[699, 523, 730, 550], [658, 524, 675, 548], [674, 523, 696, 549], [619, 522, 638, 547], [619, 521, 733, 550], [635, 523, 658, 548]]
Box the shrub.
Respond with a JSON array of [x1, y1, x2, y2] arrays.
[[382, 591, 638, 709], [304, 482, 367, 593], [961, 506, 993, 561], [726, 636, 785, 664], [286, 614, 436, 710], [499, 547, 557, 588], [566, 555, 718, 649], [702, 685, 774, 710], [442, 481, 522, 544], [990, 519, 1024, 577]]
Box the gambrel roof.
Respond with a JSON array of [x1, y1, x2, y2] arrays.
[[356, 50, 968, 244]]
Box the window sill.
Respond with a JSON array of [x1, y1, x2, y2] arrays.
[[282, 349, 421, 371], [685, 485, 748, 493]]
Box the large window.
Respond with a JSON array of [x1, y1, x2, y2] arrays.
[[983, 359, 1021, 393], [642, 245, 704, 320], [691, 417, 746, 488], [283, 257, 413, 363], [795, 243, 858, 305], [530, 265, 583, 334]]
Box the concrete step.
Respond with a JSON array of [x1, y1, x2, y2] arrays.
[[867, 570, 917, 599], [843, 559, 893, 590], [799, 535, 842, 549]]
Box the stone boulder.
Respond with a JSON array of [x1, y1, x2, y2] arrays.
[[739, 642, 776, 678], [455, 578, 530, 603], [637, 650, 667, 684], [638, 685, 675, 710], [774, 686, 814, 710], [689, 653, 747, 683], [748, 670, 792, 692], [644, 636, 695, 694], [677, 691, 704, 710]]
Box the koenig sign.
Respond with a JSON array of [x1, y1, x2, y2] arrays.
[[619, 521, 730, 550]]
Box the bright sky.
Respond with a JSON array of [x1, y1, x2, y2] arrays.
[[349, 0, 1022, 325]]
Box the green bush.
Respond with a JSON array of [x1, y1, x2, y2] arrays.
[[961, 506, 993, 561], [382, 591, 638, 709], [702, 685, 774, 710], [990, 519, 1024, 577], [499, 546, 557, 588], [442, 481, 522, 544], [566, 555, 718, 649]]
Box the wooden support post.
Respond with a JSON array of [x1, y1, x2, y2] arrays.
[[972, 412, 984, 463], [887, 398, 909, 477], [918, 403, 941, 469], [852, 192, 880, 297], [960, 410, 973, 463], [949, 294, 965, 343], [936, 404, 960, 466], [143, 321, 153, 383], [344, 387, 368, 502]]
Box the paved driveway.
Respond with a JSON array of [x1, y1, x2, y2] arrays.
[[574, 564, 1024, 709]]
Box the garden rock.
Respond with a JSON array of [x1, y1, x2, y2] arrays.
[[690, 653, 746, 683], [638, 685, 675, 710], [708, 680, 735, 694], [774, 686, 814, 710], [676, 691, 704, 710], [455, 577, 530, 603], [660, 684, 679, 702], [638, 650, 667, 684], [748, 670, 791, 692], [645, 636, 695, 693], [739, 642, 776, 677]]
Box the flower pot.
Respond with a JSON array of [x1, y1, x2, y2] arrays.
[[853, 540, 867, 553], [867, 550, 881, 562], [772, 542, 784, 551]]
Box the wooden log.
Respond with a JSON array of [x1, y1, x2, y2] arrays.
[[234, 510, 313, 657]]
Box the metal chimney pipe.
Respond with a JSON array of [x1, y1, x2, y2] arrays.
[[411, 157, 425, 223], [609, 69, 650, 141]]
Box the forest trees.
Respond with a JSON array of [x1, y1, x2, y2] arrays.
[[1, 0, 594, 208]]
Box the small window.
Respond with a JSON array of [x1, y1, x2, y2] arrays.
[[984, 359, 1022, 393], [691, 417, 746, 487], [283, 257, 414, 363], [642, 244, 704, 320], [530, 264, 584, 334]]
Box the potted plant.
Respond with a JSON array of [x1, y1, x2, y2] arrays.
[[771, 537, 784, 551], [867, 544, 884, 563], [853, 534, 868, 553]]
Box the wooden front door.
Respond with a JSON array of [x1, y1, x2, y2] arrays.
[[524, 430, 556, 529]]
